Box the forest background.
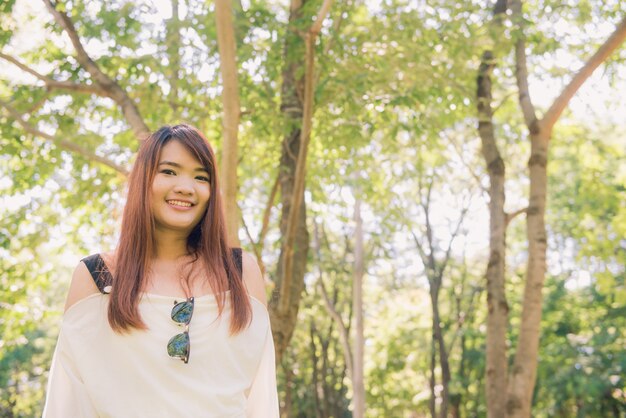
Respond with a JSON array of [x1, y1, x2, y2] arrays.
[[1, 0, 625, 417]]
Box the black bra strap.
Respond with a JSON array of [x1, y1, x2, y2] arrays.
[[80, 254, 113, 294]]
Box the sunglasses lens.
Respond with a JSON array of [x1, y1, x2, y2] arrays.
[[167, 332, 189, 362], [171, 300, 193, 324]]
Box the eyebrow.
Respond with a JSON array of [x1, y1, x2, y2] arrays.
[[158, 161, 209, 173]]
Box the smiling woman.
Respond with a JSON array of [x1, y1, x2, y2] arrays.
[[42, 124, 278, 418]]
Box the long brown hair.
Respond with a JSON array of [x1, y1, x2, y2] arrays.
[[109, 124, 251, 334]]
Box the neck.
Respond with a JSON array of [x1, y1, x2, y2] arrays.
[[153, 228, 191, 261]]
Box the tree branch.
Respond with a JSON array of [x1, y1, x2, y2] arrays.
[[410, 229, 432, 284], [0, 99, 129, 175], [260, 172, 280, 245], [439, 205, 470, 278], [510, 0, 538, 133], [312, 219, 354, 378], [448, 284, 482, 353], [422, 179, 437, 271], [543, 17, 626, 130], [239, 207, 268, 279], [24, 91, 52, 114], [310, 0, 334, 36], [317, 277, 354, 379], [41, 0, 150, 139], [505, 206, 528, 227], [0, 52, 106, 95], [444, 131, 489, 199], [322, 0, 348, 56]]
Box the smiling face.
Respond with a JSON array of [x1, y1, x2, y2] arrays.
[[151, 140, 211, 235]]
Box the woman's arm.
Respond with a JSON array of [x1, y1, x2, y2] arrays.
[[241, 251, 279, 417], [64, 261, 100, 312], [44, 259, 101, 417]]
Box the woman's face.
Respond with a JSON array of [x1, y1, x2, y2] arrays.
[[151, 140, 211, 235]]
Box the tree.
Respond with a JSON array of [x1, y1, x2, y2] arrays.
[[269, 0, 333, 363], [507, 4, 626, 417], [215, 0, 242, 245], [317, 194, 366, 417], [476, 0, 626, 415]]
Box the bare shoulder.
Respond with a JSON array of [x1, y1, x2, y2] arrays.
[[241, 251, 267, 307], [64, 260, 100, 312]]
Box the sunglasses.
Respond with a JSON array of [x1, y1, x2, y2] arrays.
[[167, 297, 194, 364]]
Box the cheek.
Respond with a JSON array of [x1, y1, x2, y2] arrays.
[[201, 187, 211, 205], [200, 193, 211, 212], [151, 177, 164, 196]]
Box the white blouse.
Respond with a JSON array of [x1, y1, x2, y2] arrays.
[[43, 291, 279, 418]]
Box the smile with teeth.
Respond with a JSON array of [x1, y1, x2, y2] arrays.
[[167, 200, 193, 208]]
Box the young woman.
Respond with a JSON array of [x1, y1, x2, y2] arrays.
[[43, 124, 278, 417]]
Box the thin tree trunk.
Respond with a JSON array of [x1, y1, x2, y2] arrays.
[[270, 0, 333, 364], [352, 198, 365, 418], [409, 179, 468, 418], [215, 0, 242, 245], [428, 281, 451, 418], [449, 331, 466, 418], [316, 209, 365, 416], [166, 0, 180, 106], [431, 289, 450, 418], [282, 361, 293, 418], [477, 47, 509, 418], [278, 0, 333, 314], [475, 1, 509, 416], [309, 321, 323, 418], [429, 334, 437, 418], [321, 326, 332, 417], [268, 0, 308, 364], [505, 133, 548, 416]]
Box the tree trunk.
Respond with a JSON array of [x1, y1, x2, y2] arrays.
[[431, 288, 451, 418], [409, 180, 466, 418], [477, 46, 509, 418], [450, 331, 466, 418], [268, 0, 309, 364], [475, 2, 510, 416], [309, 322, 324, 418], [429, 334, 437, 418], [321, 327, 332, 417], [282, 361, 293, 418], [215, 0, 242, 245], [166, 0, 180, 107], [505, 133, 549, 417], [270, 0, 332, 363], [352, 198, 365, 418]]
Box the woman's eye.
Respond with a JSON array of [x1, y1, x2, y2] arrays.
[[196, 176, 210, 182], [160, 169, 176, 175]]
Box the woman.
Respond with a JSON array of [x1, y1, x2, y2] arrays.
[[43, 124, 279, 417]]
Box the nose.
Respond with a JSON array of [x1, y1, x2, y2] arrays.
[[173, 177, 195, 195]]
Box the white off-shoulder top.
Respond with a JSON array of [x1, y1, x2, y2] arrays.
[[42, 290, 279, 418]]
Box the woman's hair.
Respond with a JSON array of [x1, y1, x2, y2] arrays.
[[109, 124, 251, 334]]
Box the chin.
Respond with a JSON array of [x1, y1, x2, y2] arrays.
[[155, 220, 200, 234]]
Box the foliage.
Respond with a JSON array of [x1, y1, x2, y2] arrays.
[[0, 0, 624, 417]]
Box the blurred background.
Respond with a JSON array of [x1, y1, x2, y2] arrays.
[[0, 0, 625, 417]]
